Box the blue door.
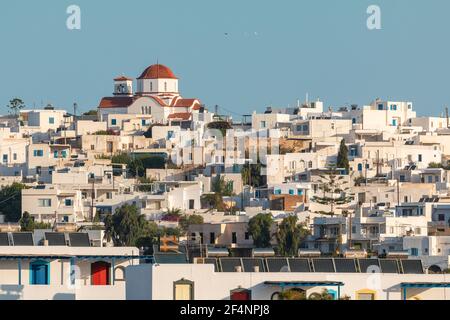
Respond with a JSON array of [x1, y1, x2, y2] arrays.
[[31, 261, 49, 285]]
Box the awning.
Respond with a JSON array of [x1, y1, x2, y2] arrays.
[[401, 282, 450, 288], [264, 281, 344, 287], [400, 282, 450, 300]]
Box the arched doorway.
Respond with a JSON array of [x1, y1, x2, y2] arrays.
[[91, 261, 111, 285], [428, 265, 442, 274]]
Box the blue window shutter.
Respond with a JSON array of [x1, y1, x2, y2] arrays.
[[54, 151, 58, 158]]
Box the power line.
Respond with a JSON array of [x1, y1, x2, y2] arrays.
[[0, 191, 21, 206]]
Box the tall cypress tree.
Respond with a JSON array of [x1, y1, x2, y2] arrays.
[[337, 139, 350, 173]]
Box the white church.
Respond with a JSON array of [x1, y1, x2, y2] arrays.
[[98, 64, 205, 123]]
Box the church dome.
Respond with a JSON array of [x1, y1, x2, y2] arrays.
[[137, 64, 178, 80]]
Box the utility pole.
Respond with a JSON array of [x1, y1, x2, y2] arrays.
[[364, 160, 368, 186], [91, 177, 95, 222], [348, 209, 353, 250]]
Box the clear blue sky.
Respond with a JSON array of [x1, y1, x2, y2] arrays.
[[0, 0, 449, 117]]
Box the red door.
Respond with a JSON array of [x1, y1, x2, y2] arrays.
[[91, 261, 111, 285], [231, 290, 251, 300]]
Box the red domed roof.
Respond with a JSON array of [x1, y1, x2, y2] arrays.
[[137, 64, 178, 80]]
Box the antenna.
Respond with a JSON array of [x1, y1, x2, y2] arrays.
[[446, 106, 449, 128]]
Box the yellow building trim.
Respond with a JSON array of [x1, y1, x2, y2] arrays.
[[356, 289, 377, 300]]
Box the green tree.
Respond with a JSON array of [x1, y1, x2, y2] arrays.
[[135, 220, 160, 254], [179, 214, 204, 234], [201, 175, 234, 212], [19, 211, 34, 231], [104, 204, 148, 246], [82, 109, 98, 116], [310, 167, 354, 216], [0, 183, 26, 222], [6, 98, 25, 116], [129, 158, 145, 177], [336, 139, 349, 173], [212, 175, 233, 196], [34, 222, 52, 229], [311, 167, 354, 255], [241, 162, 264, 187], [248, 213, 273, 248], [276, 215, 308, 257], [428, 162, 443, 169]]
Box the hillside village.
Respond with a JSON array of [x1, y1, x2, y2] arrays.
[[1, 63, 450, 300]]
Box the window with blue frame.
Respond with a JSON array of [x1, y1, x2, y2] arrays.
[[297, 189, 303, 196], [378, 104, 384, 110], [65, 199, 73, 206], [418, 154, 422, 162], [49, 117, 55, 124], [352, 118, 356, 124], [61, 150, 67, 158], [54, 151, 58, 158], [390, 104, 397, 111], [30, 260, 50, 285], [167, 131, 174, 139], [274, 188, 281, 195], [141, 119, 146, 126], [33, 150, 44, 157], [357, 163, 363, 171], [289, 189, 295, 195], [2, 154, 7, 163], [392, 119, 397, 126], [410, 248, 419, 256], [111, 119, 117, 125]]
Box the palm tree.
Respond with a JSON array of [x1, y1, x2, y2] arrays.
[[201, 175, 234, 212]]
